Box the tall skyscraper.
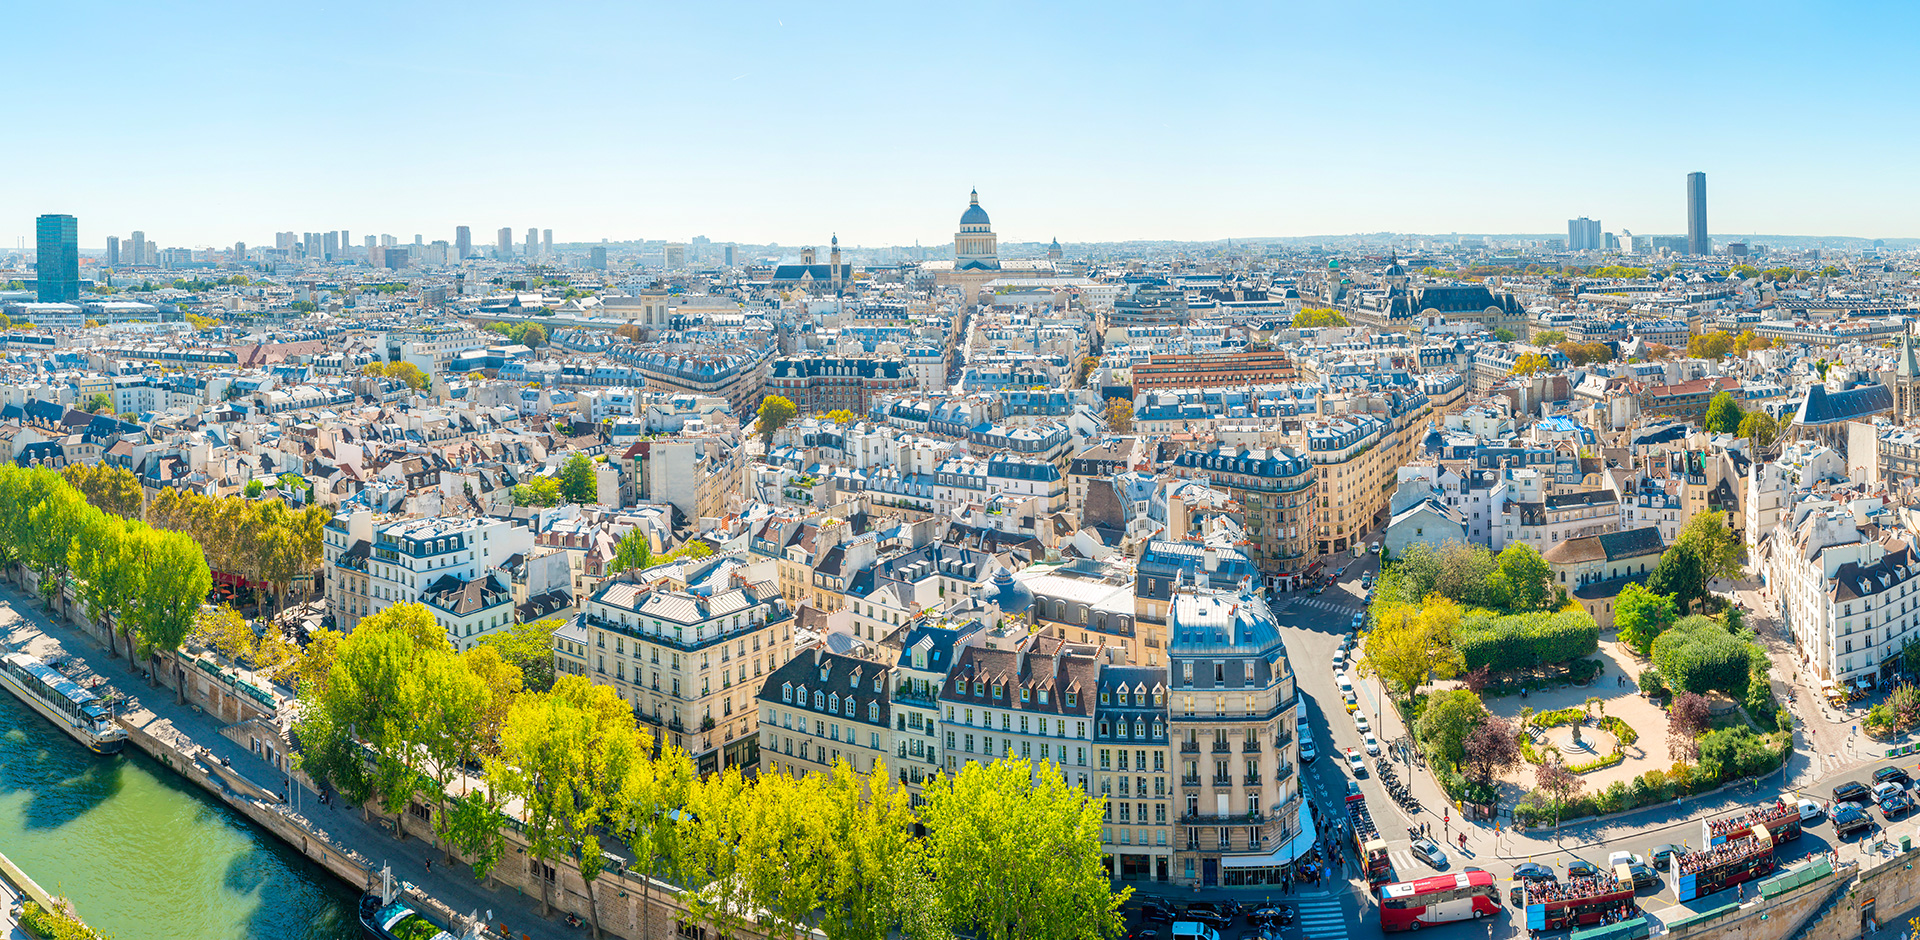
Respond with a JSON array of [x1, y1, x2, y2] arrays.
[[723, 244, 737, 267], [1686, 171, 1709, 255], [455, 226, 472, 262], [1566, 217, 1601, 252], [496, 227, 513, 259], [543, 229, 553, 256], [105, 235, 120, 267], [131, 231, 148, 266], [35, 214, 79, 303], [589, 245, 607, 270], [525, 228, 537, 258]]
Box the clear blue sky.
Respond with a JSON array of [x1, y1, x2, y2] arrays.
[[8, 0, 1918, 250]]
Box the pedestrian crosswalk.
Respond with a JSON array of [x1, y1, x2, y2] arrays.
[[1287, 596, 1360, 614], [1390, 849, 1419, 872], [1294, 897, 1349, 940]]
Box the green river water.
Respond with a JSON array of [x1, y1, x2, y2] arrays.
[[0, 687, 358, 939]]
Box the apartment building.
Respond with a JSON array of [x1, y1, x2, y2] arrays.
[[581, 556, 795, 774], [758, 647, 895, 778], [1169, 443, 1317, 588], [322, 510, 532, 637], [1765, 502, 1920, 687], [1095, 665, 1174, 883], [1167, 581, 1301, 888]]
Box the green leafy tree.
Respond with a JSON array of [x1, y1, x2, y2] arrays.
[[82, 392, 113, 414], [1509, 352, 1550, 375], [1703, 391, 1744, 434], [1615, 583, 1678, 657], [1495, 542, 1551, 612], [1677, 511, 1745, 584], [1493, 328, 1517, 342], [1533, 330, 1568, 346], [70, 514, 146, 662], [1687, 331, 1736, 360], [556, 452, 598, 504], [477, 619, 561, 692], [610, 531, 653, 574], [511, 475, 562, 507], [1104, 397, 1133, 432], [1738, 410, 1780, 447], [128, 529, 213, 700], [757, 394, 798, 445], [1647, 540, 1707, 612], [1652, 615, 1752, 697], [1292, 308, 1350, 328], [243, 480, 265, 497], [920, 758, 1124, 940], [491, 676, 645, 936], [1359, 596, 1465, 697], [1414, 689, 1489, 769]]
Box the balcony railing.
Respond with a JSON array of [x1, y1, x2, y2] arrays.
[[1180, 741, 1200, 753], [1211, 774, 1233, 787], [1211, 742, 1233, 753], [1182, 811, 1266, 826], [1274, 762, 1294, 783], [1244, 774, 1262, 786], [1242, 740, 1262, 754], [1181, 774, 1200, 787]]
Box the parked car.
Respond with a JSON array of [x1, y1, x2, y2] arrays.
[[1566, 859, 1603, 878], [1874, 781, 1904, 805], [1246, 907, 1295, 928], [1874, 766, 1912, 787], [1835, 804, 1875, 837], [1351, 612, 1366, 631], [1883, 791, 1913, 818], [1354, 712, 1371, 734], [1347, 748, 1367, 776], [1333, 650, 1346, 671], [1607, 851, 1645, 867], [1183, 903, 1233, 928], [1364, 732, 1380, 756], [1337, 673, 1353, 696], [1650, 845, 1686, 872], [1797, 798, 1824, 822], [1622, 863, 1658, 889], [1138, 901, 1177, 925], [1513, 862, 1556, 881], [1834, 781, 1873, 805], [1301, 739, 1318, 763], [1411, 838, 1448, 869]]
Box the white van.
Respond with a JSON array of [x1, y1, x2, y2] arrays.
[[1172, 923, 1221, 940]]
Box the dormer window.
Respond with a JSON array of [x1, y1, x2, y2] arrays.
[[782, 682, 793, 703], [1066, 692, 1077, 707], [1020, 688, 1030, 702], [844, 698, 855, 718], [1100, 692, 1110, 705], [974, 680, 985, 695], [1039, 689, 1050, 705], [992, 683, 1003, 700], [849, 668, 861, 688], [820, 664, 831, 682]]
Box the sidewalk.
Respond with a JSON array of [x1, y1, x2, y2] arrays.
[[0, 584, 574, 940]]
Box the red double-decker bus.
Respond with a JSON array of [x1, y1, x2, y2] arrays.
[[1522, 875, 1637, 931], [1378, 870, 1501, 932]]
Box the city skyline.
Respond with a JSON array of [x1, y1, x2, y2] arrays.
[[8, 2, 1920, 248]]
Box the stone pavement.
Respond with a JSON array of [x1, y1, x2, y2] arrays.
[[0, 584, 575, 940]]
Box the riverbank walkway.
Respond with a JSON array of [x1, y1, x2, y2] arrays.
[[0, 584, 576, 940]]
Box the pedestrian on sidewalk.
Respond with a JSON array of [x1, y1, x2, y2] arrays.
[[424, 858, 431, 874]]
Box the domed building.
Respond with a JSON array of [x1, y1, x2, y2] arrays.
[[954, 189, 1001, 271]]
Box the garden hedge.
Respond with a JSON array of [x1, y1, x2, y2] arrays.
[[1458, 610, 1600, 673]]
